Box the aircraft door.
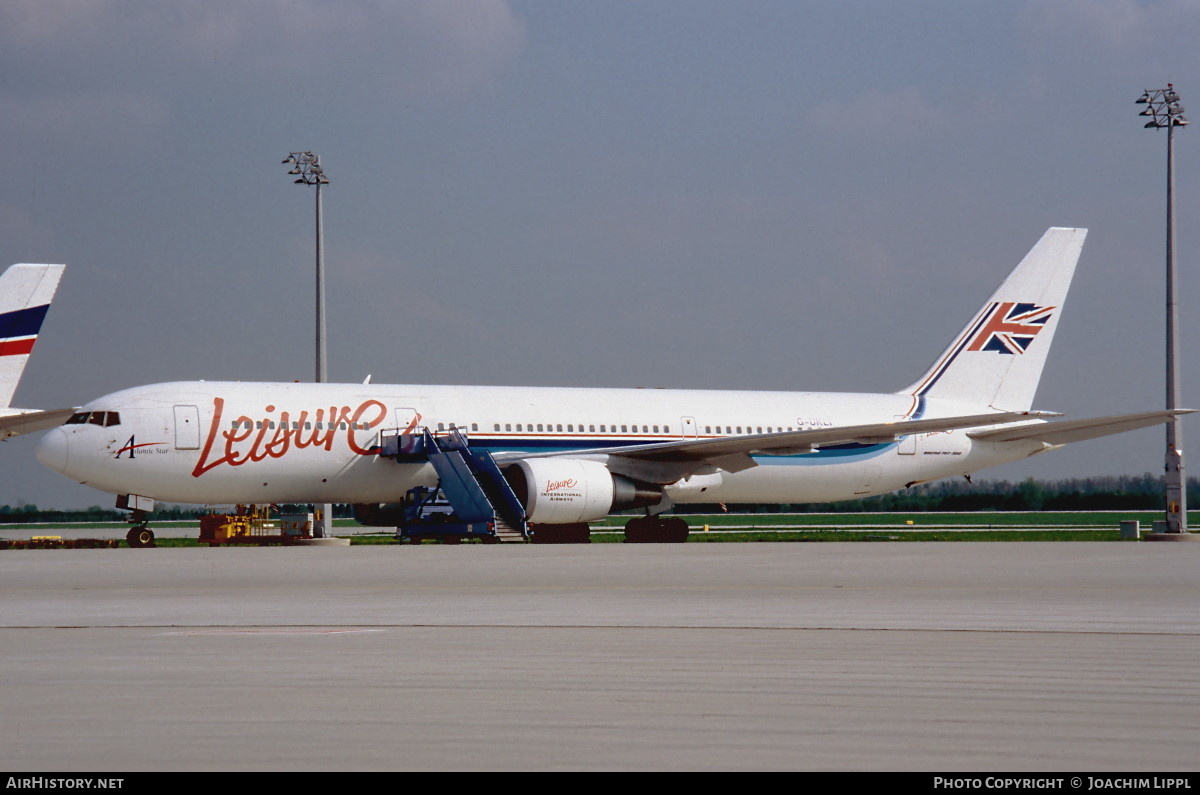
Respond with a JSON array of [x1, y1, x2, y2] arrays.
[[895, 415, 917, 455], [681, 417, 697, 438], [393, 407, 423, 455], [174, 405, 201, 450]]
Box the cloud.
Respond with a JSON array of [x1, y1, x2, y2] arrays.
[[807, 86, 951, 145], [1, 92, 166, 137], [0, 1, 527, 133], [1016, 0, 1200, 77], [1018, 0, 1188, 53], [0, 204, 57, 254]]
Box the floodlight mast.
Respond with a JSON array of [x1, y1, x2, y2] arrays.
[[282, 152, 330, 383], [1136, 85, 1189, 533], [282, 151, 333, 538]]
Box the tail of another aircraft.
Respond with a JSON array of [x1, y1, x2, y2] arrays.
[[902, 228, 1087, 412], [0, 263, 65, 409]]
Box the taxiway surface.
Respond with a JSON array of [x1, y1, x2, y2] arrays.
[[0, 543, 1196, 771]]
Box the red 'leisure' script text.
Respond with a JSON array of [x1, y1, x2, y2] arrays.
[[192, 397, 388, 477]]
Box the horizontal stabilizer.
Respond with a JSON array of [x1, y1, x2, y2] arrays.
[[967, 409, 1193, 446], [0, 408, 76, 440]]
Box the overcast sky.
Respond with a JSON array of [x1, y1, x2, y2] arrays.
[[2, 0, 1198, 509]]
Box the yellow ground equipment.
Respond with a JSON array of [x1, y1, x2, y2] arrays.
[[198, 505, 315, 546]]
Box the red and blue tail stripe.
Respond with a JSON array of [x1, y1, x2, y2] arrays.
[[0, 304, 50, 357]]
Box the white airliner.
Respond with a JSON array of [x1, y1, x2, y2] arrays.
[[0, 263, 74, 440], [35, 228, 1188, 542]]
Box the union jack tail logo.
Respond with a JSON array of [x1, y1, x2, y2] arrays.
[[965, 302, 1055, 355]]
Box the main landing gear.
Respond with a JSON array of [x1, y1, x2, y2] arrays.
[[623, 515, 689, 543], [528, 523, 591, 544]]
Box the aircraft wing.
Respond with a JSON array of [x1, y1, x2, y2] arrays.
[[493, 411, 1044, 474], [966, 409, 1193, 446], [0, 408, 76, 441]]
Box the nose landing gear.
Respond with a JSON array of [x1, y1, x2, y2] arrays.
[[125, 524, 156, 548], [123, 506, 156, 548]]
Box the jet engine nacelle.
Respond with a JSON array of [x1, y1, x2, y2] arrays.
[[509, 458, 661, 524]]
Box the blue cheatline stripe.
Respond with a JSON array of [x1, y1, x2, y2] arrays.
[[0, 305, 50, 341]]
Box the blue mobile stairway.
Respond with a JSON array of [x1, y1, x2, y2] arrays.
[[381, 428, 527, 543]]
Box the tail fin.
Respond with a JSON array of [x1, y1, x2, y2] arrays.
[[902, 228, 1086, 411], [0, 263, 65, 409]]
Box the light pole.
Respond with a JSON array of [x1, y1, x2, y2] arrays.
[[1136, 85, 1189, 533], [282, 151, 333, 538]]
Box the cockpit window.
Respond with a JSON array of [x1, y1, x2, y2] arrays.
[[65, 411, 120, 427]]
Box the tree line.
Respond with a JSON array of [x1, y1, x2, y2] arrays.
[[683, 473, 1200, 514], [1, 474, 1196, 523]]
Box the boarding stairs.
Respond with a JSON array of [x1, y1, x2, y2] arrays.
[[380, 427, 528, 543]]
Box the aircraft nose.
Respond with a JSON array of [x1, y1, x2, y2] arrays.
[[37, 428, 69, 474]]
